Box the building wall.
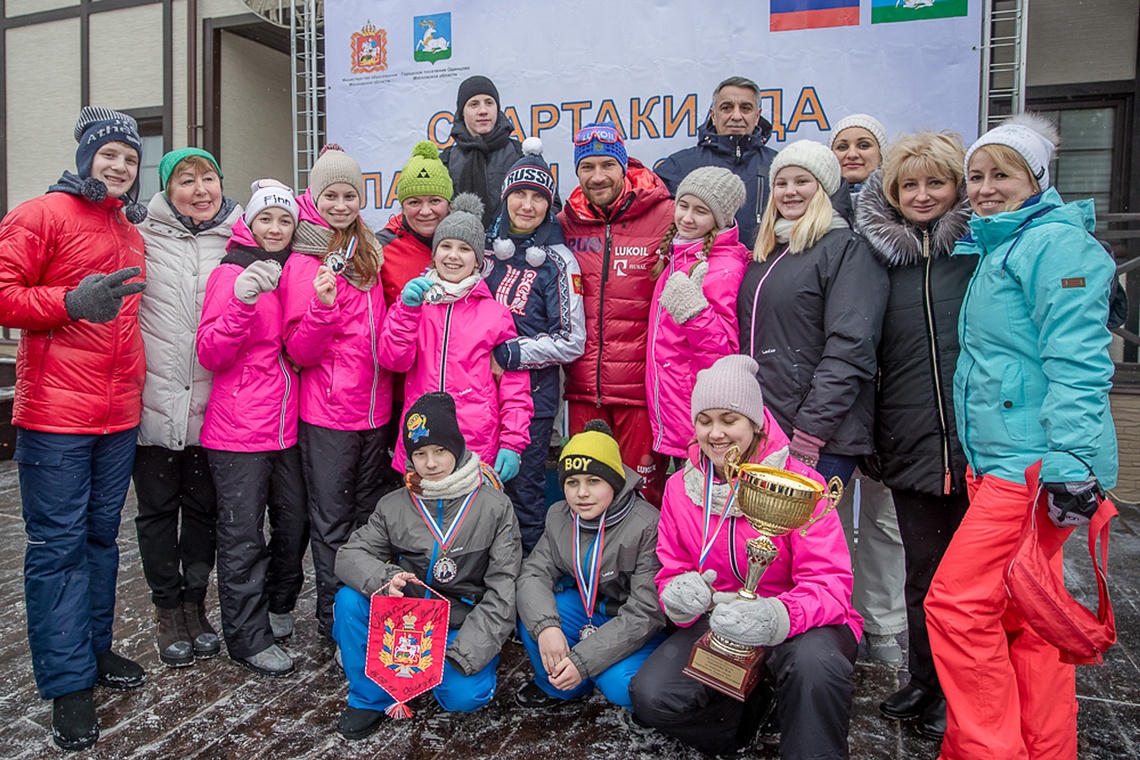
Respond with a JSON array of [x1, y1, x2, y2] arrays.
[[1027, 0, 1138, 86], [1110, 392, 1140, 502], [219, 30, 293, 205]]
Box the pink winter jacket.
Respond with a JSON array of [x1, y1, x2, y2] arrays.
[[378, 278, 534, 470], [647, 225, 749, 456], [655, 409, 862, 641], [280, 252, 392, 431], [197, 221, 298, 452]]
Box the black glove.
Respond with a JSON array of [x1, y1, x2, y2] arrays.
[[65, 266, 146, 323], [1042, 479, 1101, 528]]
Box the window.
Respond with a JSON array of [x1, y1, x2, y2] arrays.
[[137, 134, 165, 201], [1034, 106, 1116, 214]]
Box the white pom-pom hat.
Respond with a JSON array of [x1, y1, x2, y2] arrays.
[[966, 112, 1061, 189]]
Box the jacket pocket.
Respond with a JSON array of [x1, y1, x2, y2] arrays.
[[999, 363, 1029, 444]]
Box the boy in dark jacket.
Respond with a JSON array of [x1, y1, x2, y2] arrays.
[[332, 392, 521, 739], [515, 421, 666, 710]]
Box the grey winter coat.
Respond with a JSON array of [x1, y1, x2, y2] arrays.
[[335, 478, 522, 676], [737, 226, 888, 456], [516, 468, 665, 679], [136, 193, 241, 449], [855, 170, 976, 495]]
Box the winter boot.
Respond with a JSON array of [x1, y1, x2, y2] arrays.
[[269, 611, 294, 643], [52, 688, 98, 750], [337, 706, 386, 739], [182, 600, 222, 659], [95, 650, 146, 690], [155, 605, 194, 667], [234, 644, 294, 677]]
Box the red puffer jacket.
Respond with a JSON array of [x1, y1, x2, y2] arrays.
[[376, 213, 433, 309], [0, 192, 146, 433], [557, 159, 674, 406]]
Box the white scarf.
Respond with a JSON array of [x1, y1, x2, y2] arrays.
[[424, 268, 480, 303], [681, 445, 792, 516], [774, 210, 848, 245]]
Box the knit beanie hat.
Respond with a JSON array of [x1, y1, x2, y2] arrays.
[[244, 183, 299, 225], [830, 114, 889, 151], [73, 106, 147, 222], [501, 137, 557, 205], [398, 141, 454, 203], [308, 143, 364, 200], [965, 112, 1060, 190], [675, 167, 747, 231], [559, 420, 626, 495], [404, 392, 467, 463], [769, 140, 842, 196], [573, 121, 628, 172], [432, 193, 486, 265], [691, 354, 766, 428], [456, 75, 500, 114], [159, 147, 223, 190]]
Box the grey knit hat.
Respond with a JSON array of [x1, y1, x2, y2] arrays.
[[432, 193, 487, 265], [308, 144, 364, 200], [769, 140, 842, 196], [675, 167, 747, 231], [691, 354, 765, 427], [830, 114, 889, 151]]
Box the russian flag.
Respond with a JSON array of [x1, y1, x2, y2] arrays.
[[770, 0, 860, 31]]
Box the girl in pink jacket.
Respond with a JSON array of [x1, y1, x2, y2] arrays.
[[278, 146, 391, 641], [197, 184, 308, 679], [380, 194, 533, 480], [629, 354, 861, 758], [647, 167, 750, 461]]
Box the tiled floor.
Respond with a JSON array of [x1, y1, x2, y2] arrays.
[[0, 460, 1135, 758]]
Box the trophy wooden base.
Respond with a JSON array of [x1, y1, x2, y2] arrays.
[[683, 631, 766, 702]]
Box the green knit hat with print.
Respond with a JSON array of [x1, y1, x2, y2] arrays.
[[159, 148, 223, 190], [397, 141, 454, 203]]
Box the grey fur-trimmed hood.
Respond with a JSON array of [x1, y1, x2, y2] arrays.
[[855, 169, 971, 268]]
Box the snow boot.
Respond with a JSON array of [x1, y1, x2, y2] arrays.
[[52, 688, 98, 750], [155, 605, 194, 667], [95, 650, 146, 690], [182, 600, 221, 658]]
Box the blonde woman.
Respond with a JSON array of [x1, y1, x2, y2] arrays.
[[736, 140, 888, 486]]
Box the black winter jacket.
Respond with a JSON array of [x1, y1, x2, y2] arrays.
[[737, 226, 888, 456], [855, 170, 976, 495], [655, 117, 777, 249], [441, 115, 523, 227]]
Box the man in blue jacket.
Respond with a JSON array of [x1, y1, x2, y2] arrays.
[[655, 76, 778, 249]]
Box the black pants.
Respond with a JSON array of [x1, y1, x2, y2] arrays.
[[631, 618, 857, 758], [133, 445, 217, 608], [299, 421, 390, 634], [504, 415, 556, 555], [891, 488, 970, 696], [208, 446, 308, 659]]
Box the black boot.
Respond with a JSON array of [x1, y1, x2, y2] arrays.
[[337, 706, 386, 740], [95, 650, 146, 690], [182, 600, 222, 658], [52, 688, 98, 750], [155, 605, 194, 667]]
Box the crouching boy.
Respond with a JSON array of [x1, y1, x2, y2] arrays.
[[332, 391, 522, 739], [515, 420, 666, 710]]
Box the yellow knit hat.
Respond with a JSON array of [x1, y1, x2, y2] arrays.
[[559, 420, 625, 494]]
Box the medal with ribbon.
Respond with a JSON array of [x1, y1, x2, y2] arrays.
[[573, 514, 606, 639], [325, 235, 357, 274], [412, 489, 478, 584], [698, 461, 737, 572]]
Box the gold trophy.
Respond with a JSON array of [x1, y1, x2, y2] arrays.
[[683, 445, 843, 701]]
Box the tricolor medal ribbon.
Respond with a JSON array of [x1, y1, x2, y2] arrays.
[[412, 488, 479, 585], [573, 514, 606, 640]]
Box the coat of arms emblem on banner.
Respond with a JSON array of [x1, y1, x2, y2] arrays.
[[351, 21, 387, 74]]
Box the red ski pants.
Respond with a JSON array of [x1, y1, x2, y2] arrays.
[[567, 402, 667, 507], [925, 470, 1076, 760]]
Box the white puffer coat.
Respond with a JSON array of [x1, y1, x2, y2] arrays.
[[136, 192, 241, 449]]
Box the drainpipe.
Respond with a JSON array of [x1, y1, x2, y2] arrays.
[[187, 0, 198, 146]]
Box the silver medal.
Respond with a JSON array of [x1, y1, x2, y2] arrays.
[[434, 555, 458, 583], [325, 251, 347, 274], [578, 623, 598, 640], [425, 283, 447, 304]]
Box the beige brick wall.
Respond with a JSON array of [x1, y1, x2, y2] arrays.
[[1110, 392, 1140, 503]]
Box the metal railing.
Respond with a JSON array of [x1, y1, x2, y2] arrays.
[[980, 0, 1028, 131]]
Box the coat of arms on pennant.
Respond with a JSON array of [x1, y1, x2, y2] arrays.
[[366, 591, 450, 718]]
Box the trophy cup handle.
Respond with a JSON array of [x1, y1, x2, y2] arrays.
[[799, 476, 844, 537]]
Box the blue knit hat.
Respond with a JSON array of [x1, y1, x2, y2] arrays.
[[573, 121, 628, 172], [72, 106, 146, 222]]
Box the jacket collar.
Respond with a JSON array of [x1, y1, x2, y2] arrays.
[[959, 187, 1089, 256], [693, 115, 774, 159], [564, 158, 672, 224], [856, 170, 971, 268]]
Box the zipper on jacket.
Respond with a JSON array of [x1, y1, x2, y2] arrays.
[[922, 234, 952, 494], [277, 354, 291, 449], [595, 223, 613, 407], [367, 295, 379, 428], [440, 304, 454, 392]]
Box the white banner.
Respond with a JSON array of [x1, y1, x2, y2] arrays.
[[325, 0, 983, 228]]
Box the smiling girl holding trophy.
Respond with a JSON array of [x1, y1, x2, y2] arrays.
[[629, 354, 862, 758]]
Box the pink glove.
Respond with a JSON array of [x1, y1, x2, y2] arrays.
[[789, 429, 826, 468]]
